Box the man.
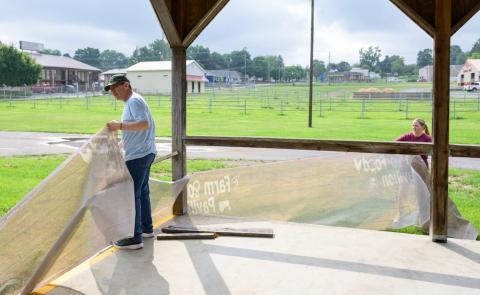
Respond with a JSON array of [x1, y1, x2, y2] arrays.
[[105, 74, 157, 250]]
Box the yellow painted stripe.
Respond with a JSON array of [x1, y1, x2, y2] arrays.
[[32, 214, 175, 294], [31, 284, 58, 295]]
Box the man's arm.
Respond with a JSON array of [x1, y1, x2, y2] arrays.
[[107, 120, 149, 131]]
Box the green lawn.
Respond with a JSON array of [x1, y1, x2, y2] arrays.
[[1, 82, 479, 144], [1, 155, 478, 240]]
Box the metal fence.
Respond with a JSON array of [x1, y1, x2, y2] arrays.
[[1, 85, 479, 119]]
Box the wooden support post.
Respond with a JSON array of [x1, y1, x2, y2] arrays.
[[431, 0, 451, 243], [172, 47, 187, 215], [308, 0, 314, 127]]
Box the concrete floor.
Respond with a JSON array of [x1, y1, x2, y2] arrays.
[[36, 216, 480, 295]]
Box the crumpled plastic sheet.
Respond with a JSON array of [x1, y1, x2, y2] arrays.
[[186, 153, 478, 240], [0, 128, 188, 295]]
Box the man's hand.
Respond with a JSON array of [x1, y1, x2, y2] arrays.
[[107, 120, 121, 131]]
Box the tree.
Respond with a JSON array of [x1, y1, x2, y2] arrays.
[[326, 63, 337, 71], [149, 39, 171, 61], [129, 39, 171, 65], [251, 56, 269, 79], [416, 49, 433, 68], [229, 48, 252, 74], [74, 47, 101, 68], [283, 65, 306, 81], [187, 45, 213, 69], [378, 55, 392, 76], [450, 45, 466, 65], [312, 60, 326, 80], [42, 48, 61, 56], [336, 61, 351, 72], [211, 52, 227, 69], [63, 53, 71, 58], [0, 44, 41, 86], [359, 46, 381, 72], [470, 38, 480, 55], [99, 49, 128, 70], [470, 52, 480, 59], [390, 55, 406, 75]]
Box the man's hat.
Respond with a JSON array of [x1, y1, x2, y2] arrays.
[[104, 74, 130, 91]]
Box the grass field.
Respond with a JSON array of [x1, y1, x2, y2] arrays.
[[0, 155, 478, 240], [1, 82, 479, 144]]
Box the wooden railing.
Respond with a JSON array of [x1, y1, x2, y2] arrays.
[[185, 136, 480, 158]]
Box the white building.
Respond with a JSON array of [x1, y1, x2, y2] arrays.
[[457, 59, 480, 85], [419, 64, 463, 82], [126, 60, 208, 94]]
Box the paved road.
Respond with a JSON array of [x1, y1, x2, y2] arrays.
[[1, 131, 480, 170]]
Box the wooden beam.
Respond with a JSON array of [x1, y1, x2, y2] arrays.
[[171, 47, 187, 215], [153, 151, 178, 164], [150, 0, 182, 46], [450, 144, 480, 158], [185, 136, 432, 155], [182, 0, 229, 47], [452, 1, 480, 35], [308, 0, 314, 127], [431, 0, 451, 243], [390, 0, 435, 37]]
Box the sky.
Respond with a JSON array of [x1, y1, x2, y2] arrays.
[[1, 0, 479, 66]]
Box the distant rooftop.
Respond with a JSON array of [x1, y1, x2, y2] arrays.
[[28, 53, 101, 72], [127, 60, 199, 72], [101, 68, 127, 75]]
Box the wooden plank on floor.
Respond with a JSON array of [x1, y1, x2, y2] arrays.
[[162, 225, 274, 238]]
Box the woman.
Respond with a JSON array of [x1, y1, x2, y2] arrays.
[[396, 118, 432, 167], [394, 118, 432, 223]]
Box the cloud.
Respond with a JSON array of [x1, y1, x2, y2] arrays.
[[1, 0, 479, 67], [0, 20, 137, 56]]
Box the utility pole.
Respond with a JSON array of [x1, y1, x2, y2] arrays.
[[308, 0, 314, 127], [328, 51, 331, 85]]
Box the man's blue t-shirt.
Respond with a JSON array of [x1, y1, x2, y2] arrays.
[[121, 92, 157, 161]]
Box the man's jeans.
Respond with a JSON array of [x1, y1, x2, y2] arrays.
[[125, 153, 156, 242]]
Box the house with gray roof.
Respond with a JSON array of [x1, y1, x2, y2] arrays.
[[28, 53, 101, 87], [205, 70, 243, 84]]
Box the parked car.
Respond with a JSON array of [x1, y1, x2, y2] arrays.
[[65, 85, 76, 93], [464, 82, 479, 92]]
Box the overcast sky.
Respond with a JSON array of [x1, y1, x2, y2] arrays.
[[1, 0, 479, 66]]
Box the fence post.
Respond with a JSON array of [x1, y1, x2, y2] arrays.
[[319, 95, 323, 117], [296, 91, 300, 110], [8, 92, 12, 107], [244, 99, 247, 115], [361, 96, 365, 118], [453, 97, 456, 119], [329, 92, 332, 111], [33, 97, 36, 109], [209, 97, 212, 113], [477, 93, 479, 111], [405, 98, 409, 119], [280, 99, 284, 115]]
